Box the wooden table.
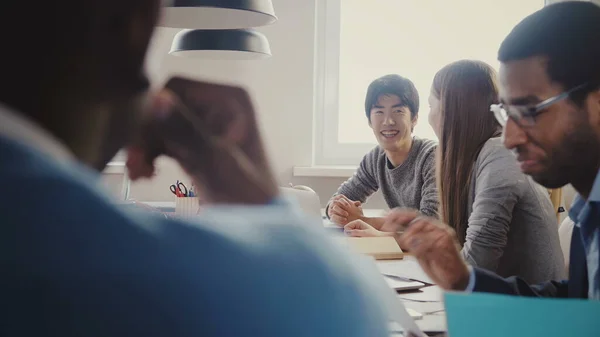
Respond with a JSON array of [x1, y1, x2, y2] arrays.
[[323, 219, 447, 335]]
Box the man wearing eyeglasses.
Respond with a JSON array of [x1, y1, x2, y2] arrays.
[[380, 1, 600, 299]]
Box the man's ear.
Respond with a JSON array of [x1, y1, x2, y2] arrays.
[[587, 88, 600, 131], [411, 115, 418, 132]]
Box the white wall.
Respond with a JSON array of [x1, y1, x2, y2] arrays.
[[101, 0, 388, 208]]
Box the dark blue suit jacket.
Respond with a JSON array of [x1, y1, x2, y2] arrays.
[[473, 223, 588, 298]]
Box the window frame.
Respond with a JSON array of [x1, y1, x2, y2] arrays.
[[313, 0, 376, 166], [313, 0, 557, 167]]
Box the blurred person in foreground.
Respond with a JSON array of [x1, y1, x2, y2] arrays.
[[0, 0, 389, 335], [382, 1, 600, 299]]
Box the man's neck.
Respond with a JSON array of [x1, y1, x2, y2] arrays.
[[18, 99, 110, 169], [0, 79, 122, 170], [571, 163, 600, 200], [385, 136, 413, 167]]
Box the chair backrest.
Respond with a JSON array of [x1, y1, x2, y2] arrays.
[[549, 186, 577, 273], [547, 188, 563, 222], [562, 184, 577, 211], [558, 216, 575, 272], [279, 185, 322, 220]]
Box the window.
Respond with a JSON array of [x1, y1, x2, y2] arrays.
[[314, 0, 545, 166]]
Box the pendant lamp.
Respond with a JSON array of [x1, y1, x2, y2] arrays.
[[169, 28, 271, 59], [161, 0, 277, 29]]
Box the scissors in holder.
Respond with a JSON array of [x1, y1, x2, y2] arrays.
[[170, 180, 188, 197]]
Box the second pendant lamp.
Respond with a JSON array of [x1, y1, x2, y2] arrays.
[[169, 28, 271, 59]]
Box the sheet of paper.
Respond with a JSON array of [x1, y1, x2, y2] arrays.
[[377, 258, 434, 285], [355, 256, 426, 337], [445, 292, 600, 337]]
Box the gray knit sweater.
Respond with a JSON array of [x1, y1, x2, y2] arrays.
[[462, 137, 565, 283], [329, 137, 438, 217]]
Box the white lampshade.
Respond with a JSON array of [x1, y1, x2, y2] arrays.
[[160, 0, 277, 29]]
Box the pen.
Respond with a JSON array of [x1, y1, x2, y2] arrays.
[[383, 274, 433, 286], [394, 216, 426, 236]]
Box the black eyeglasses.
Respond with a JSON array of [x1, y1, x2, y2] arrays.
[[490, 82, 590, 127]]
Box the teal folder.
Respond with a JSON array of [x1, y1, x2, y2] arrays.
[[445, 292, 600, 336]]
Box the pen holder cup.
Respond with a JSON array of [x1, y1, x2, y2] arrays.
[[175, 197, 200, 217]]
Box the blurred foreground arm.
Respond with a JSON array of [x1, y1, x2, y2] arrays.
[[127, 78, 278, 205]]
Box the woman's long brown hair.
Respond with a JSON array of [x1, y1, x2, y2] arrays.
[[432, 60, 502, 245]]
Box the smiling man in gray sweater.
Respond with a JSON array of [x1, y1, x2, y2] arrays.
[[327, 75, 438, 229]]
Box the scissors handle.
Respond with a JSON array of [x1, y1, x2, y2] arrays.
[[177, 182, 188, 197]]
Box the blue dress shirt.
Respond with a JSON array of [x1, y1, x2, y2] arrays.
[[466, 170, 600, 298]]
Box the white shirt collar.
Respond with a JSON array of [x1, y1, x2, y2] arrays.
[[0, 102, 75, 161]]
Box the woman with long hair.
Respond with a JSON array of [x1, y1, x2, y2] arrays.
[[345, 60, 565, 283]]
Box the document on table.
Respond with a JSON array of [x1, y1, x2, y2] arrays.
[[445, 292, 600, 337], [377, 258, 434, 285], [355, 256, 426, 337]]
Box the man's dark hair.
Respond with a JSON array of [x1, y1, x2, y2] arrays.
[[498, 1, 600, 103], [364, 74, 419, 121], [0, 0, 157, 118]]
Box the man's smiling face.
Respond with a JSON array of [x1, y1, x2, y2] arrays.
[[369, 94, 416, 151]]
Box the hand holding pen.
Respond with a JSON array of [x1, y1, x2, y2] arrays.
[[380, 209, 470, 291]]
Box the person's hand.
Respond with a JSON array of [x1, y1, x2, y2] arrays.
[[381, 209, 471, 291], [327, 195, 363, 226], [127, 77, 278, 205], [344, 219, 386, 237]]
